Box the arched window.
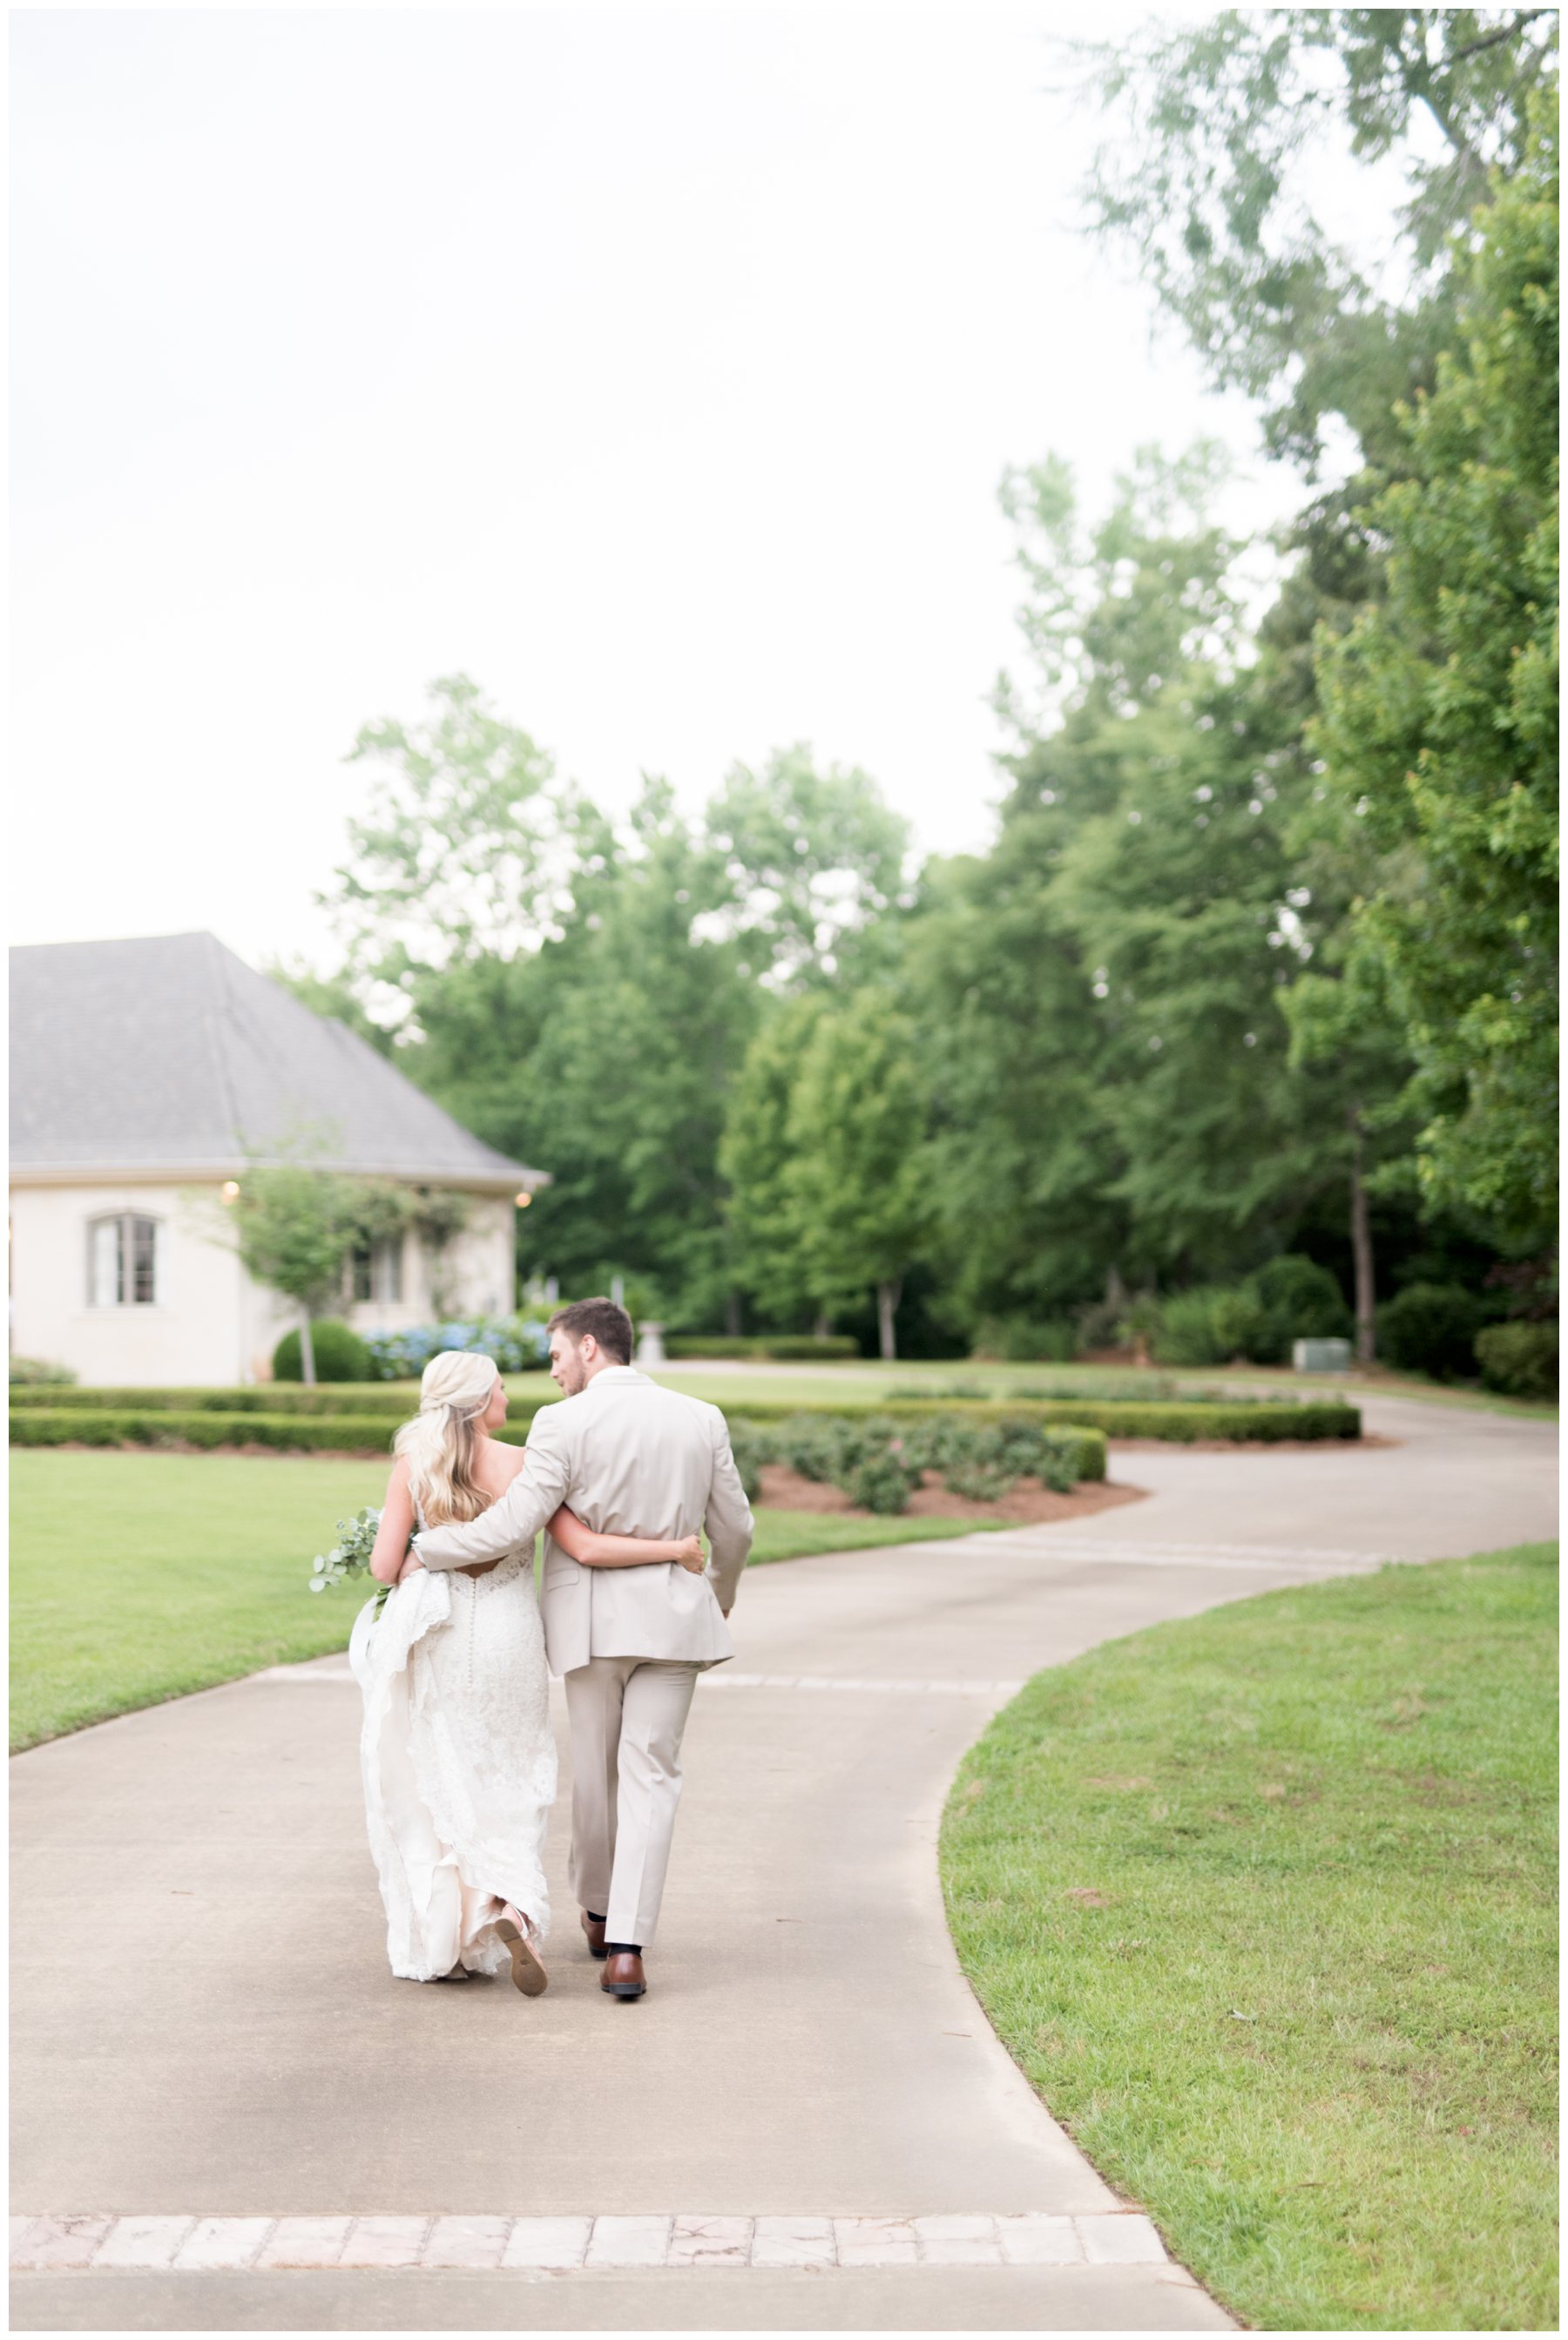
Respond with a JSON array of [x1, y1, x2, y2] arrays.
[[88, 1213, 162, 1307]]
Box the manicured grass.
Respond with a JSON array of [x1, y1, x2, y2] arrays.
[[10, 1451, 997, 1750], [941, 1543, 1558, 2331]]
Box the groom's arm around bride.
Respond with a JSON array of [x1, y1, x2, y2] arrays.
[[411, 1302, 755, 1650]]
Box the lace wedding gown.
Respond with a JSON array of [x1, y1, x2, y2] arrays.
[[350, 1515, 556, 1980]]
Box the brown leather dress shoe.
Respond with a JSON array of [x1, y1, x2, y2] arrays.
[[600, 1950, 646, 1999], [580, 1911, 607, 1960]]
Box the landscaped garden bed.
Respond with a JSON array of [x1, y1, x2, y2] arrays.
[[757, 1461, 1142, 1527]]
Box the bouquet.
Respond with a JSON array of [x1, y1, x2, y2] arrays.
[[308, 1507, 387, 1611]]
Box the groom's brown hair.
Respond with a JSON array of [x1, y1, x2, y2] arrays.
[[547, 1296, 634, 1365]]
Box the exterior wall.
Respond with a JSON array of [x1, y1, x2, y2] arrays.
[[10, 1181, 517, 1387], [9, 1181, 289, 1387], [341, 1199, 514, 1340]]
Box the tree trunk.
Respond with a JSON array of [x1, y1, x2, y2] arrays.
[[725, 1288, 742, 1338], [299, 1310, 318, 1386], [813, 1309, 832, 1341], [1348, 1110, 1376, 1367], [875, 1277, 902, 1363]]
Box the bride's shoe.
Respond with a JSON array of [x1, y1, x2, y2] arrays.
[[496, 1905, 549, 1997]]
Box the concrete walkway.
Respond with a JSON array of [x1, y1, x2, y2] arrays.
[[11, 1392, 1556, 2330]]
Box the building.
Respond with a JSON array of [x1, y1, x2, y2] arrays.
[[10, 932, 547, 1386]]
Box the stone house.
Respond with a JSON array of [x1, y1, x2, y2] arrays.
[[9, 932, 546, 1386]]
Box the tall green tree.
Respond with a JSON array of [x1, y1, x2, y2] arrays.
[[914, 447, 1398, 1319], [319, 680, 910, 1326], [705, 746, 911, 986], [719, 994, 832, 1328], [1074, 9, 1556, 466], [1315, 92, 1558, 1244], [786, 991, 934, 1359]]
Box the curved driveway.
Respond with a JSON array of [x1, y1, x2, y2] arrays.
[[11, 1392, 1556, 2330]]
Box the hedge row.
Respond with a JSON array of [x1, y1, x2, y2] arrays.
[[662, 1334, 861, 1361], [11, 1409, 401, 1454], [724, 1398, 1360, 1444], [8, 1383, 420, 1417], [10, 1393, 1357, 1451]]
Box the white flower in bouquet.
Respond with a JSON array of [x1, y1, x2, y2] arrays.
[[308, 1506, 382, 1596]]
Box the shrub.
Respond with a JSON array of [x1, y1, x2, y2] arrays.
[[759, 1409, 1093, 1508], [8, 1383, 417, 1417], [1149, 1288, 1229, 1366], [272, 1321, 372, 1383], [10, 1408, 396, 1454], [1149, 1259, 1352, 1366], [661, 1334, 859, 1361], [1209, 1289, 1274, 1362], [725, 1420, 771, 1503], [1251, 1255, 1352, 1346], [845, 1450, 918, 1513], [1474, 1321, 1558, 1401], [727, 1398, 1351, 1448], [361, 1315, 549, 1381], [1377, 1283, 1490, 1381], [972, 1316, 1077, 1363], [8, 1356, 75, 1385]]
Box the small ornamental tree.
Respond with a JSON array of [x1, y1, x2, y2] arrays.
[[228, 1165, 376, 1384]]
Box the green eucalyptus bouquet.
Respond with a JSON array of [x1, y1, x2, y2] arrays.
[[308, 1506, 389, 1611]]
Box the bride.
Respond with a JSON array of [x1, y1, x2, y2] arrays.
[[354, 1349, 706, 1997]]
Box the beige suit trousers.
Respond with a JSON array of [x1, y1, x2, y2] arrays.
[[565, 1655, 699, 1949]]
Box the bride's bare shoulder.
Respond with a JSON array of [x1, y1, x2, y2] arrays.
[[478, 1438, 528, 1492]]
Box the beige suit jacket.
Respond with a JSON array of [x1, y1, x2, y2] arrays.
[[411, 1367, 754, 1676]]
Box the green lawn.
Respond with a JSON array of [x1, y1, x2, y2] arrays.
[[9, 1451, 997, 1751], [941, 1543, 1558, 2331]]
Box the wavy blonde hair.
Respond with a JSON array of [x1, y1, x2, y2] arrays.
[[394, 1350, 499, 1526]]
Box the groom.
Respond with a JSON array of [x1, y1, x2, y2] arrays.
[[412, 1298, 754, 2000]]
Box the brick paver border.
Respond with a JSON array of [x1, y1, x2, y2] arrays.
[[11, 2210, 1169, 2274]]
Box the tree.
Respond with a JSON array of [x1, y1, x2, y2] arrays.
[[1072, 9, 1556, 467], [328, 671, 607, 984], [704, 746, 911, 986], [720, 995, 832, 1327], [786, 991, 934, 1358], [226, 1164, 373, 1383], [317, 681, 915, 1329], [912, 447, 1387, 1321], [1314, 91, 1558, 1246]]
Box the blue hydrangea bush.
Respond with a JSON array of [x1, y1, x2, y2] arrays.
[[361, 1314, 551, 1382]]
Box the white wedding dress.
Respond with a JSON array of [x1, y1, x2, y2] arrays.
[[350, 1512, 556, 1981]]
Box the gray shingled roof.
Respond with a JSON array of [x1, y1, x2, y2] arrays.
[[10, 933, 545, 1190]]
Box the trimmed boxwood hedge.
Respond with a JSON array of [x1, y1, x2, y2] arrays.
[[8, 1383, 420, 1416], [10, 1390, 1356, 1453], [662, 1335, 861, 1361], [10, 1409, 401, 1454], [724, 1398, 1359, 1445]]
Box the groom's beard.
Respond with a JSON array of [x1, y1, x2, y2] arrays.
[[553, 1349, 588, 1397]]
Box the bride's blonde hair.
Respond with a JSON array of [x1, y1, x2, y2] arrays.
[[394, 1350, 499, 1525]]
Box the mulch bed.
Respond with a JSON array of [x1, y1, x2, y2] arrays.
[[756, 1463, 1147, 1525]]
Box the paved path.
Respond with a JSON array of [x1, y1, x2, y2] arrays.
[[12, 1394, 1556, 2329]]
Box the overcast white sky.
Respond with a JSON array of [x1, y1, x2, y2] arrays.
[[11, 3, 1306, 970]]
